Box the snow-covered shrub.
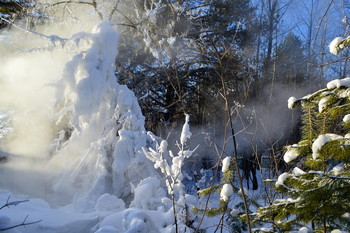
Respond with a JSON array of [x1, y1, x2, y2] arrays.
[[143, 114, 198, 232]]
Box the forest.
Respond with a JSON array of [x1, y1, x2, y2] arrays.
[[0, 0, 350, 232]]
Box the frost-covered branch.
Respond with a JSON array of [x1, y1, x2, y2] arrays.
[[143, 114, 197, 232]]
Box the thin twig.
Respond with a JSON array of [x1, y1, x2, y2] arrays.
[[0, 196, 29, 211], [0, 215, 42, 232]]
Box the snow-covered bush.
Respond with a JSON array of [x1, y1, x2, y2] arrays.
[[143, 114, 198, 232]]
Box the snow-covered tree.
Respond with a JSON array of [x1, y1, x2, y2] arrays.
[[253, 78, 350, 232]]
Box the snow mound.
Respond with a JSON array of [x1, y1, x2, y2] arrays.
[[95, 194, 125, 212], [130, 177, 166, 210]]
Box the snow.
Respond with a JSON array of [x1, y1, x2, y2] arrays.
[[343, 114, 350, 123], [130, 177, 166, 210], [275, 172, 289, 187], [0, 192, 99, 233], [329, 37, 344, 55], [331, 230, 344, 233], [327, 77, 350, 89], [95, 194, 125, 212], [220, 184, 233, 202], [325, 133, 343, 140], [284, 146, 300, 163], [167, 37, 176, 45], [298, 227, 312, 233], [312, 135, 331, 160], [230, 209, 240, 217], [222, 156, 231, 172], [94, 226, 118, 233], [318, 97, 329, 113], [0, 215, 11, 228], [238, 187, 248, 196], [180, 114, 192, 145], [332, 165, 344, 176], [159, 140, 168, 154], [122, 209, 160, 233], [288, 96, 297, 109], [292, 167, 306, 176]]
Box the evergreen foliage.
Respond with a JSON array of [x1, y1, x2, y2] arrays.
[[0, 0, 33, 28], [253, 79, 350, 232]]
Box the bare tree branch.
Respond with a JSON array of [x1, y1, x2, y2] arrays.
[[0, 215, 42, 232], [0, 196, 29, 211], [0, 197, 42, 232]]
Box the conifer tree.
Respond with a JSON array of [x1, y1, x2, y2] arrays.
[[253, 78, 350, 232]]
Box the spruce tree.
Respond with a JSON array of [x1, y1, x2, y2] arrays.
[[253, 79, 350, 232]]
